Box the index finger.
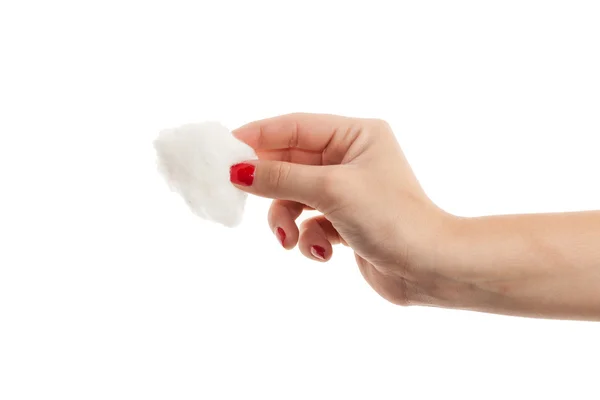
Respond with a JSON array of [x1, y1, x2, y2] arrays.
[[232, 112, 356, 151]]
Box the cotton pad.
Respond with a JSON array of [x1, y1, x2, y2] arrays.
[[153, 121, 257, 227]]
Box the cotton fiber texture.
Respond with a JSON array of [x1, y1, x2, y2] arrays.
[[154, 121, 257, 227]]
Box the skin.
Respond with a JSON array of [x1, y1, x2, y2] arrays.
[[230, 113, 600, 321]]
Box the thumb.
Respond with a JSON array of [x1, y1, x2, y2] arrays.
[[229, 160, 326, 207]]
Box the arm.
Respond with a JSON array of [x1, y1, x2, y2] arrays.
[[434, 211, 600, 320]]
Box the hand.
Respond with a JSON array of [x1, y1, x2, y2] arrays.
[[230, 113, 600, 320], [230, 113, 455, 306]]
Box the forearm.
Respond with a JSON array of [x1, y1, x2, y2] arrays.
[[439, 211, 600, 320]]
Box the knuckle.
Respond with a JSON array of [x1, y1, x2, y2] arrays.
[[256, 123, 266, 148], [299, 216, 316, 231], [267, 201, 278, 228], [373, 118, 391, 130], [288, 120, 300, 148], [268, 162, 292, 190], [363, 118, 392, 135]]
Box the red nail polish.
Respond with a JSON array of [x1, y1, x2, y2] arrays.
[[230, 163, 255, 186], [276, 227, 286, 247], [311, 245, 326, 260]]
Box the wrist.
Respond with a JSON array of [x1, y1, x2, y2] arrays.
[[410, 213, 509, 311]]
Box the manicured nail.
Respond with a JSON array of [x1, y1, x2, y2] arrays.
[[230, 163, 255, 186], [276, 227, 286, 247], [311, 245, 326, 260]]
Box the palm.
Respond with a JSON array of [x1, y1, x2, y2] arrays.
[[355, 254, 409, 306]]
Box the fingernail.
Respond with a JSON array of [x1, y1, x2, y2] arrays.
[[311, 245, 326, 260], [276, 227, 286, 247], [230, 163, 255, 186]]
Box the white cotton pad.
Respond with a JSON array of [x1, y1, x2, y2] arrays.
[[153, 121, 257, 227]]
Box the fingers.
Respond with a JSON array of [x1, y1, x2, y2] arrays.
[[233, 113, 355, 151], [232, 113, 372, 166], [298, 216, 343, 262], [255, 148, 323, 165], [267, 202, 348, 264], [233, 113, 398, 167], [267, 200, 305, 250], [230, 159, 330, 207]]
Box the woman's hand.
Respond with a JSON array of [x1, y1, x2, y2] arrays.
[[230, 112, 600, 320], [230, 113, 455, 306]]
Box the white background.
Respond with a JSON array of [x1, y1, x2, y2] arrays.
[[1, 1, 599, 399]]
